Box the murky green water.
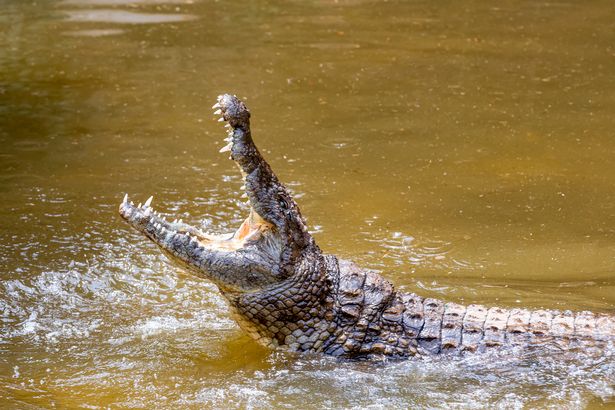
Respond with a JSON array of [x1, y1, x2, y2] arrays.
[[1, 0, 614, 408]]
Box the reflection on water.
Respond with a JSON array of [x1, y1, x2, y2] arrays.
[[61, 0, 195, 4], [64, 9, 197, 24], [63, 28, 125, 37], [1, 0, 614, 408]]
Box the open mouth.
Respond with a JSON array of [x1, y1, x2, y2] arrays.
[[119, 93, 309, 291], [118, 94, 272, 255]]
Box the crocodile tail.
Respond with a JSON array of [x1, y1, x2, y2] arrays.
[[400, 295, 615, 354]]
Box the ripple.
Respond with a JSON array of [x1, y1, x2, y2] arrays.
[[171, 347, 615, 409], [308, 42, 361, 50], [363, 230, 482, 272], [133, 313, 234, 339]]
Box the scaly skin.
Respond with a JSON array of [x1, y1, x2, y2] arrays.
[[119, 94, 615, 360]]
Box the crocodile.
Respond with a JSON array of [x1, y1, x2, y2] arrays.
[[119, 94, 615, 360]]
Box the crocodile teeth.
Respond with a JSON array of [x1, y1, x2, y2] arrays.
[[130, 201, 134, 206], [219, 143, 232, 153], [218, 117, 225, 122], [173, 219, 178, 223], [144, 195, 153, 207], [138, 203, 142, 208], [144, 208, 152, 216], [212, 102, 221, 109], [213, 109, 222, 115], [178, 219, 183, 224], [241, 192, 247, 198], [224, 136, 232, 142], [224, 124, 231, 128], [122, 194, 128, 204]]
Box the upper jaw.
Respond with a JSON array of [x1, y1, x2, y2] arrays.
[[212, 94, 316, 258], [212, 94, 250, 131]]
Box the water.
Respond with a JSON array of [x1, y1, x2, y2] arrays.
[[1, 0, 614, 408]]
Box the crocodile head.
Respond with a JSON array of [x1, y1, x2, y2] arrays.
[[119, 94, 319, 296]]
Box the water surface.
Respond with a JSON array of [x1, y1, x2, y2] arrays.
[[1, 0, 614, 408]]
